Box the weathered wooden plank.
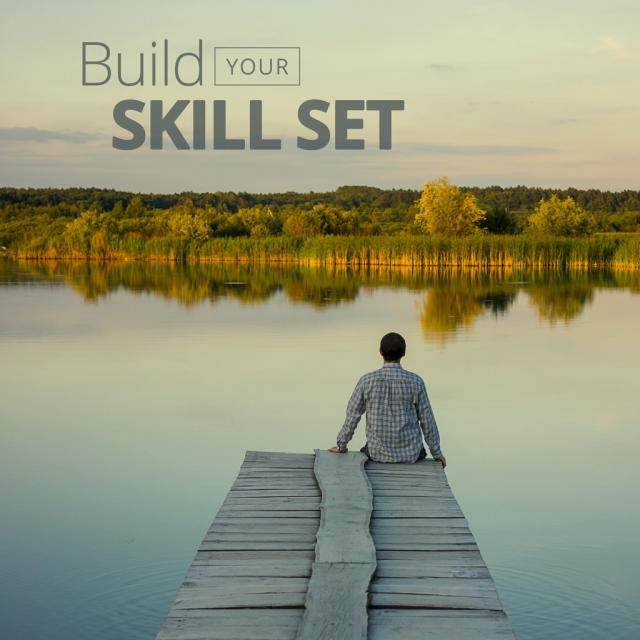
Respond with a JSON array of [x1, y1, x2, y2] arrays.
[[186, 561, 312, 578], [228, 489, 322, 497], [371, 490, 455, 498], [296, 451, 376, 640], [203, 533, 317, 543], [372, 527, 472, 537], [157, 609, 303, 640], [312, 452, 375, 565], [199, 540, 315, 551], [297, 562, 374, 640], [172, 587, 306, 609], [210, 517, 320, 527], [231, 483, 320, 489], [373, 497, 458, 505], [193, 549, 315, 562], [237, 470, 317, 477], [373, 507, 464, 517], [373, 533, 476, 544], [365, 454, 514, 634], [219, 502, 321, 510], [157, 449, 514, 640], [156, 451, 319, 639], [368, 609, 516, 639], [372, 577, 499, 596], [370, 592, 502, 610], [215, 509, 320, 518], [373, 509, 464, 518], [223, 497, 322, 506], [375, 543, 479, 551], [240, 464, 315, 472], [372, 517, 469, 528], [208, 524, 319, 535], [244, 450, 315, 461], [375, 560, 490, 579]]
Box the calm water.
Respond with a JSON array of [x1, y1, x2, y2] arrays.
[[1, 259, 639, 640]]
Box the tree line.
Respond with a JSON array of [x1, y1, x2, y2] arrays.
[[3, 183, 640, 214], [1, 181, 639, 258]]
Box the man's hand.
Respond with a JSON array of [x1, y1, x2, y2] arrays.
[[327, 446, 347, 453], [436, 455, 447, 469]]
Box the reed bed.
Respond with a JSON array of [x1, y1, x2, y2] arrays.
[[10, 234, 640, 269]]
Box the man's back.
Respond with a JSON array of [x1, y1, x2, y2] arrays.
[[335, 361, 442, 463]]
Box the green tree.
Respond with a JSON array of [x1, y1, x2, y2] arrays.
[[63, 210, 100, 256], [166, 200, 211, 241], [479, 207, 519, 234], [415, 177, 486, 236], [527, 195, 595, 237]]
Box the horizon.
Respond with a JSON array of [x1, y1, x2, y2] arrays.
[[2, 1, 640, 192], [3, 182, 640, 196]]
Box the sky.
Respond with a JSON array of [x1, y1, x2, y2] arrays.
[[0, 0, 639, 193]]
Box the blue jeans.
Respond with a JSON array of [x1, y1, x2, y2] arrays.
[[360, 443, 427, 462]]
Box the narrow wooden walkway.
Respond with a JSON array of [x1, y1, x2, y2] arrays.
[[156, 450, 515, 639]]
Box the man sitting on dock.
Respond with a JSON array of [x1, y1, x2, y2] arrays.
[[328, 332, 446, 467]]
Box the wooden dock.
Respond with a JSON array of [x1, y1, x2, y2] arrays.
[[156, 450, 515, 639]]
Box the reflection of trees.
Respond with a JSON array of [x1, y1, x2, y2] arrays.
[[527, 286, 593, 324], [417, 270, 519, 344], [480, 291, 518, 317], [524, 270, 598, 325], [3, 260, 640, 337], [419, 289, 485, 344]]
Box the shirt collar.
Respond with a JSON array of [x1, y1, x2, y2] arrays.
[[382, 362, 402, 368]]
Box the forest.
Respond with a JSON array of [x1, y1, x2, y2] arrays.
[[1, 183, 639, 267]]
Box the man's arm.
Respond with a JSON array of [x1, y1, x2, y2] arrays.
[[416, 379, 446, 466], [331, 378, 366, 452]]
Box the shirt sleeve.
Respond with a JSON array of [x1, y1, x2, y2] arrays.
[[416, 379, 443, 458], [336, 377, 366, 450]]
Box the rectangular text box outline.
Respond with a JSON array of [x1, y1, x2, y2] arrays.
[[214, 46, 301, 86]]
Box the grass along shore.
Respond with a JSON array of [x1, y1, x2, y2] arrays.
[[7, 234, 640, 269]]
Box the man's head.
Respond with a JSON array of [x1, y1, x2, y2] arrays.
[[379, 332, 406, 362]]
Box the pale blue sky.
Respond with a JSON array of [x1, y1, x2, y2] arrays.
[[1, 0, 639, 192]]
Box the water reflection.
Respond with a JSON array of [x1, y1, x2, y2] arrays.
[[2, 258, 640, 640], [2, 259, 639, 341]]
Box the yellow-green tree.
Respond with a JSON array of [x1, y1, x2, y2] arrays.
[[527, 195, 595, 237], [166, 199, 211, 241], [415, 177, 486, 236]]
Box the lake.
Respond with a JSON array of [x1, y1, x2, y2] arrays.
[[1, 259, 639, 640]]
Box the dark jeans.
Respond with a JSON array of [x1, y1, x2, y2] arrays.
[[360, 442, 427, 463]]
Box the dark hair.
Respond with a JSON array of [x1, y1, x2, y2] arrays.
[[380, 332, 406, 361]]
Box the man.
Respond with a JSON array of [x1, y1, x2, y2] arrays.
[[328, 332, 446, 467]]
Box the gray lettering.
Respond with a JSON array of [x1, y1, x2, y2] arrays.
[[240, 58, 256, 75], [150, 100, 190, 150], [277, 58, 288, 75], [297, 100, 330, 150], [226, 58, 238, 75], [193, 100, 206, 150], [112, 100, 145, 150], [366, 100, 404, 149], [213, 101, 245, 149], [335, 100, 365, 150], [82, 42, 111, 85], [250, 100, 281, 150], [175, 39, 203, 86], [117, 52, 143, 86]]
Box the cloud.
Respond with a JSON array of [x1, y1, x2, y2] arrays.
[[550, 118, 581, 126], [396, 142, 556, 156], [0, 127, 98, 144], [593, 36, 639, 61], [428, 64, 456, 71]]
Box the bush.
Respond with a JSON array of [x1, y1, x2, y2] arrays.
[[527, 195, 595, 237], [415, 177, 486, 236]]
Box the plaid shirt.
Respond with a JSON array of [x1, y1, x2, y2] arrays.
[[336, 362, 442, 463]]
